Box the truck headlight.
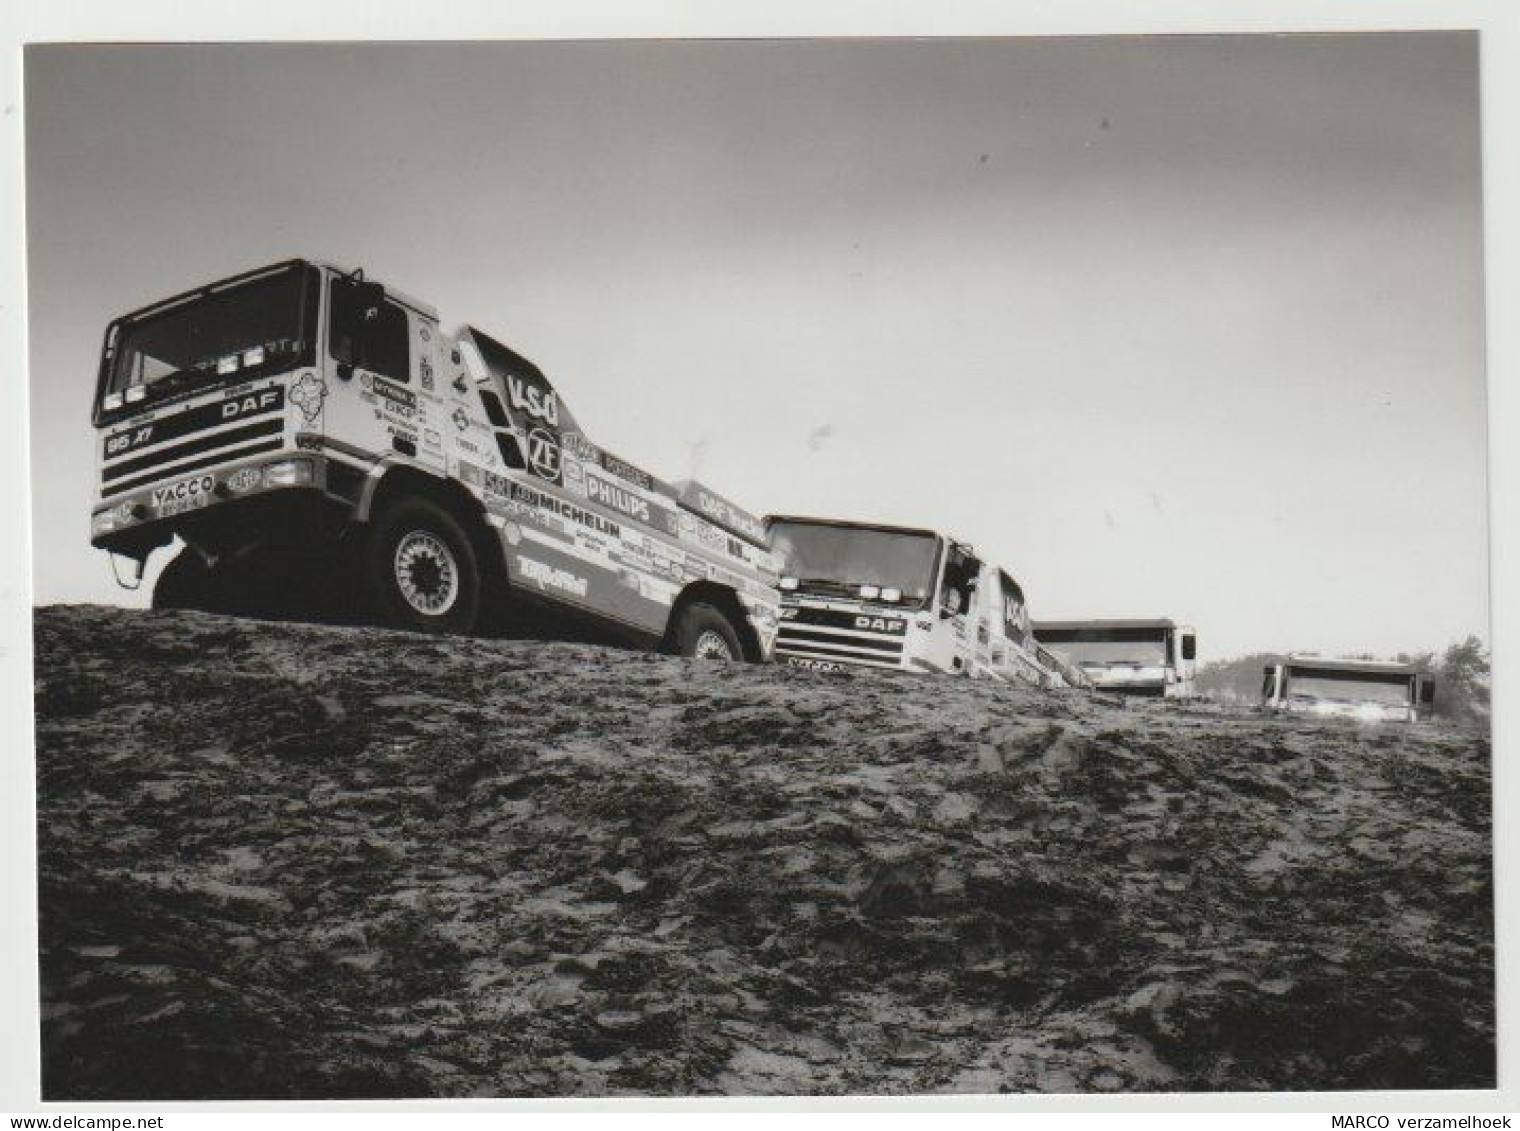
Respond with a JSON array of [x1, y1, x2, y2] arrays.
[[779, 576, 799, 591], [857, 584, 881, 599], [102, 392, 124, 412], [880, 587, 902, 603], [124, 385, 146, 403], [262, 459, 313, 487], [91, 501, 139, 536]]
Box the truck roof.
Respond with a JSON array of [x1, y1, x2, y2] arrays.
[[1285, 655, 1421, 675], [765, 514, 944, 542], [1034, 618, 1180, 632]]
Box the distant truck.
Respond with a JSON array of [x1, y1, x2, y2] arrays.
[[765, 515, 1084, 686], [88, 258, 780, 659], [1033, 618, 1197, 698], [1261, 655, 1435, 722]]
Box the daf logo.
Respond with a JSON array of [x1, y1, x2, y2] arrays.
[[526, 427, 561, 481], [222, 389, 281, 420], [855, 615, 906, 634]]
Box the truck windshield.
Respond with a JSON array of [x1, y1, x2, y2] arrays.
[[1040, 630, 1170, 666], [769, 521, 937, 604], [103, 263, 317, 401], [1286, 669, 1412, 707]]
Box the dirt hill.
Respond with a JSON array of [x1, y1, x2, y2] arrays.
[[33, 605, 1494, 1098]]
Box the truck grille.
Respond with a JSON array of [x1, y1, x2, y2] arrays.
[[775, 605, 909, 670], [100, 398, 287, 498]]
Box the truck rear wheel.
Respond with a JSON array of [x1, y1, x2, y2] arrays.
[[365, 497, 482, 635], [673, 601, 743, 661]]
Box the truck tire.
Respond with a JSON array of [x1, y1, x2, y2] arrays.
[[673, 601, 743, 661], [151, 547, 215, 612], [365, 497, 482, 635]]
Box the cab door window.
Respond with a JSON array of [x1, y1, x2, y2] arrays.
[[940, 547, 981, 617], [330, 279, 410, 384]]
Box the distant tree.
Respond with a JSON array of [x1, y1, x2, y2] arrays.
[[1436, 634, 1490, 725]]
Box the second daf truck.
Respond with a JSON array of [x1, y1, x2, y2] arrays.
[[88, 258, 781, 660], [765, 515, 1084, 686], [1033, 618, 1197, 698]]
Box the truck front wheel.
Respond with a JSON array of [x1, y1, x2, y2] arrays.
[[673, 601, 744, 661], [366, 498, 482, 635]]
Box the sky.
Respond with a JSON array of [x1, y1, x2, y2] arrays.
[[23, 34, 1489, 660]]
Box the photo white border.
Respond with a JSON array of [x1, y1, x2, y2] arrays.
[[1, 0, 1514, 1116]]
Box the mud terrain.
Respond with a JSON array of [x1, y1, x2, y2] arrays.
[[33, 605, 1493, 1098]]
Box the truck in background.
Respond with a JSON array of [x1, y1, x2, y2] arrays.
[[89, 258, 780, 660], [1033, 618, 1197, 698], [765, 515, 1084, 686], [1261, 655, 1435, 723]]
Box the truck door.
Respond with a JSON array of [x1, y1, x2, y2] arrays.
[[324, 274, 424, 467], [1176, 626, 1197, 697], [936, 543, 982, 675]]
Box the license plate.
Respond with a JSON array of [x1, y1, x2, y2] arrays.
[[784, 657, 846, 673], [152, 474, 216, 516]]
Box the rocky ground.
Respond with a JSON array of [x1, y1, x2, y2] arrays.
[[33, 605, 1494, 1098]]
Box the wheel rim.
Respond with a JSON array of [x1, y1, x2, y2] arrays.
[[693, 628, 735, 660], [393, 530, 459, 616]]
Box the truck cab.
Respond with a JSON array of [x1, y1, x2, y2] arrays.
[[90, 258, 780, 658], [1262, 655, 1434, 723], [1032, 618, 1197, 698], [765, 515, 1073, 685]]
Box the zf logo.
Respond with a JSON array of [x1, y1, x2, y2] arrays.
[[526, 427, 561, 482]]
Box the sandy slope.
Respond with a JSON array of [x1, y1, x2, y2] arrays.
[[33, 605, 1493, 1098]]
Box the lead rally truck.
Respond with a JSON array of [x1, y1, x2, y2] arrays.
[[1261, 655, 1434, 723], [1033, 618, 1197, 699], [765, 515, 1084, 686], [89, 259, 781, 660]]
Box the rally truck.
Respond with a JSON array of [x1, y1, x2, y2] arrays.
[[88, 258, 781, 660], [1261, 655, 1435, 723], [765, 515, 1081, 685], [1032, 618, 1197, 698]]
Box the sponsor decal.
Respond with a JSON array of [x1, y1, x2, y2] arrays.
[[452, 406, 471, 432], [295, 432, 322, 451], [600, 451, 654, 492], [561, 431, 599, 462], [585, 471, 651, 523], [526, 426, 562, 482], [682, 484, 767, 544], [290, 373, 327, 422], [152, 473, 215, 516], [505, 373, 560, 427], [563, 458, 588, 497], [516, 554, 588, 597], [509, 481, 623, 539], [372, 376, 417, 412], [225, 467, 262, 494], [419, 355, 435, 391]]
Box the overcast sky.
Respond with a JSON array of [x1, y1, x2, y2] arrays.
[[24, 34, 1487, 659]]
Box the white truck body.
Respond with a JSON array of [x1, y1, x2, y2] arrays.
[[89, 259, 780, 656], [766, 516, 1086, 686], [1261, 655, 1434, 723], [1033, 618, 1197, 699]]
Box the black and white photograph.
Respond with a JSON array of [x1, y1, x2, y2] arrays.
[[5, 2, 1517, 1114]]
